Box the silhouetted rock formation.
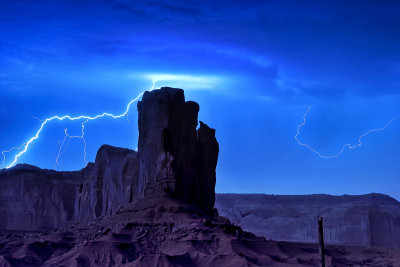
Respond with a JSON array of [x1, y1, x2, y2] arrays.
[[0, 87, 218, 231], [137, 88, 218, 211], [216, 193, 400, 247]]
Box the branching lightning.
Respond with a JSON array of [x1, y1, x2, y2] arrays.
[[55, 119, 88, 168], [295, 106, 400, 158], [1, 79, 157, 169], [2, 143, 26, 167]]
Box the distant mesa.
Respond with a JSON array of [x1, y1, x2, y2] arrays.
[[216, 193, 400, 247]]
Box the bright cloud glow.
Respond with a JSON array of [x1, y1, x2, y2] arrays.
[[145, 74, 220, 90]]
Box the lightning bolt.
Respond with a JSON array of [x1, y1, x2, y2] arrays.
[[1, 79, 157, 169], [2, 143, 26, 167], [296, 106, 400, 158], [55, 119, 88, 169]]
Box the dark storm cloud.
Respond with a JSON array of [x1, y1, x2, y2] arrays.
[[103, 0, 400, 99], [2, 0, 400, 100], [110, 2, 148, 17]]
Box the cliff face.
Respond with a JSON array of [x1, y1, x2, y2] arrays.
[[74, 145, 139, 224], [0, 165, 82, 231], [215, 193, 400, 247], [0, 87, 219, 231]]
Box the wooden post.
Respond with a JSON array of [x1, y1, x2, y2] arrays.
[[318, 217, 325, 267]]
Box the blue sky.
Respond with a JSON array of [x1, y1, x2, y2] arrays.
[[1, 0, 400, 199]]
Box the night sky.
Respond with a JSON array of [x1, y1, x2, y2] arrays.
[[1, 1, 399, 199]]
